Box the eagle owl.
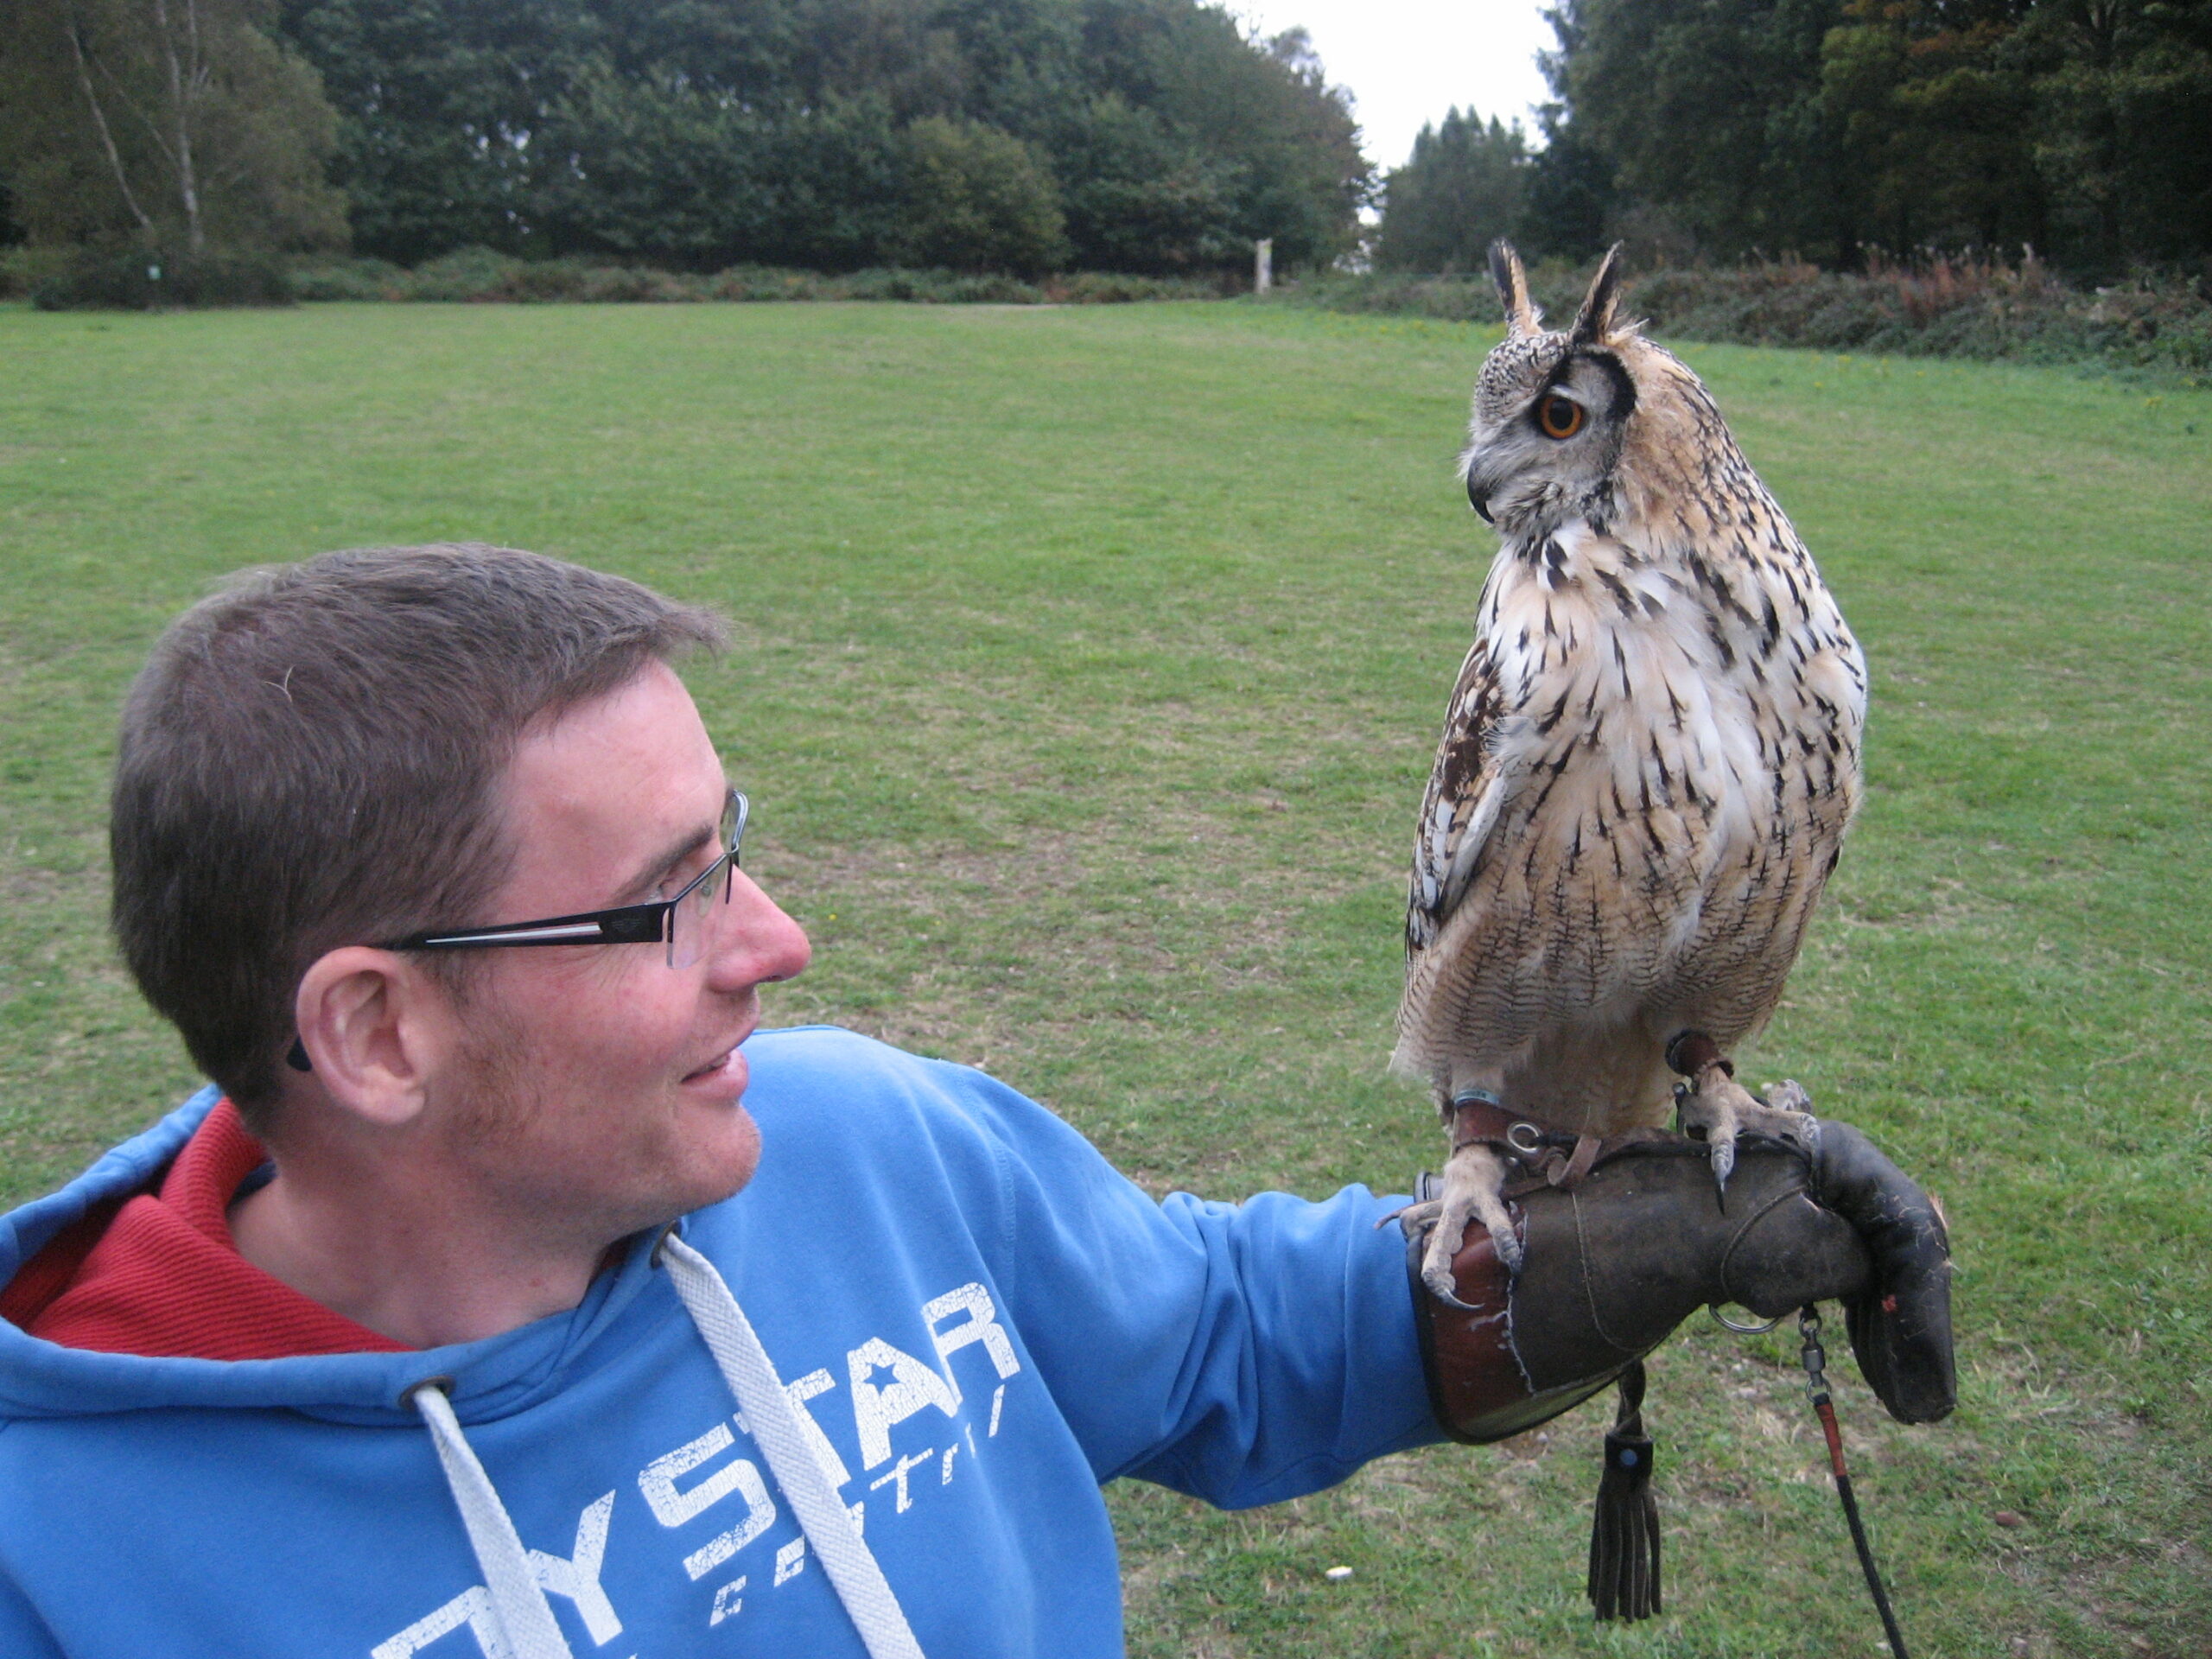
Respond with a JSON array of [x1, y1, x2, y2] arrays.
[[1397, 245, 1866, 1298]]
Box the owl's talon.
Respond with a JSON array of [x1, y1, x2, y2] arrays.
[[1422, 1262, 1478, 1309], [1394, 1198, 1499, 1302], [1483, 1210, 1525, 1275]]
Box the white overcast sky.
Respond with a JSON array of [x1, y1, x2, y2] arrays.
[[1230, 0, 1556, 174]]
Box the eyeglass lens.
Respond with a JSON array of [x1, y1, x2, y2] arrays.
[[667, 792, 743, 969]]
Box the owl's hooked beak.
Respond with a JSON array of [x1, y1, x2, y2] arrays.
[[1466, 471, 1494, 524]]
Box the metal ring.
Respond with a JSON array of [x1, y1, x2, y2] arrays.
[[1506, 1122, 1546, 1155], [1709, 1303, 1786, 1335]]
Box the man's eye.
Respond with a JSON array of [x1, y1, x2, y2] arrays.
[[658, 847, 718, 900]]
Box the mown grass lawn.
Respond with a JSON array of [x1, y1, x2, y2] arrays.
[[2, 298, 2207, 1656]]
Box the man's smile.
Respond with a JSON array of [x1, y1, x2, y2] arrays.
[[680, 1043, 748, 1089]]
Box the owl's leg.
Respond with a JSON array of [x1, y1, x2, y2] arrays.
[[1418, 1141, 1521, 1300], [1666, 1031, 1815, 1194], [1389, 1076, 1525, 1300]]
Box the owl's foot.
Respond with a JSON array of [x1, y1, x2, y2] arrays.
[[1669, 1047, 1816, 1196], [1409, 1141, 1521, 1302]]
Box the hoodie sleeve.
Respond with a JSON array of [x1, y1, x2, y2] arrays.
[[0, 1561, 65, 1659], [938, 1063, 1443, 1509]]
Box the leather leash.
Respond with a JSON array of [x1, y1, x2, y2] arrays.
[[1799, 1305, 1914, 1659]]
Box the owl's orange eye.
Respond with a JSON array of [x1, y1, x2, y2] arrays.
[[1538, 393, 1586, 440]]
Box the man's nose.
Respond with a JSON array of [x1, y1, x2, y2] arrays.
[[707, 869, 812, 988]]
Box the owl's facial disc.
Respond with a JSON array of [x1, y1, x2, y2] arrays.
[[1461, 346, 1637, 537]]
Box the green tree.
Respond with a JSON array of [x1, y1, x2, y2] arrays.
[[1819, 0, 2044, 257], [0, 0, 345, 252], [1541, 0, 2212, 271], [1519, 107, 1616, 260], [1375, 107, 1529, 272], [1046, 95, 1236, 271], [277, 0, 1367, 272], [276, 0, 596, 263], [1147, 17, 1367, 267], [2013, 0, 2212, 270], [535, 70, 907, 270], [1547, 0, 1852, 262], [895, 114, 1066, 273]]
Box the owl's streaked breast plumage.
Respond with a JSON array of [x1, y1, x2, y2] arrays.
[[1394, 479, 1866, 1135]]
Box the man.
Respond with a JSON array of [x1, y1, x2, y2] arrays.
[[0, 543, 1948, 1657]]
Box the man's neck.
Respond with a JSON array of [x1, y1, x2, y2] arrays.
[[229, 1155, 617, 1351]]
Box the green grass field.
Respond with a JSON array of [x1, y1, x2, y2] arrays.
[[3, 299, 2208, 1656]]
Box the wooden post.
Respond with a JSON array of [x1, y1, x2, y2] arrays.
[[1254, 238, 1273, 296]]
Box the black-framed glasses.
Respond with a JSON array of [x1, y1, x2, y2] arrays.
[[382, 788, 749, 971]]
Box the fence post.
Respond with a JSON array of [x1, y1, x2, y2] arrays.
[[1254, 238, 1273, 296]]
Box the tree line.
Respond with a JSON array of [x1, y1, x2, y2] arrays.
[[1379, 0, 2212, 279], [2, 0, 1368, 276]]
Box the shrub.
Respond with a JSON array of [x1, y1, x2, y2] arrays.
[[277, 251, 1230, 307], [29, 245, 294, 310], [286, 257, 408, 301], [1276, 253, 2212, 381], [1046, 270, 1233, 302]]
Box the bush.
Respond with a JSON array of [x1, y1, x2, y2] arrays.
[[1046, 270, 1236, 302], [1625, 257, 2212, 378], [29, 246, 295, 310], [393, 249, 702, 303], [1275, 253, 2212, 381], [277, 250, 1230, 307], [286, 257, 408, 301]]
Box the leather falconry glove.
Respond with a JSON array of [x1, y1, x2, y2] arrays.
[[1408, 1120, 1954, 1618]]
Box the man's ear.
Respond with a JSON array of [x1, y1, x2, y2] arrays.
[[291, 948, 464, 1130]]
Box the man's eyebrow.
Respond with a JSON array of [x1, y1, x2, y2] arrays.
[[617, 809, 721, 905]]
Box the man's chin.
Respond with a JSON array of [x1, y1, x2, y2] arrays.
[[680, 1101, 763, 1209], [597, 1107, 762, 1245]]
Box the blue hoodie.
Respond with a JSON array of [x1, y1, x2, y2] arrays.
[[0, 1027, 1438, 1657]]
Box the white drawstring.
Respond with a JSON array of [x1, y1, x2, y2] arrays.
[[411, 1381, 575, 1659], [658, 1232, 927, 1659], [408, 1237, 926, 1659]]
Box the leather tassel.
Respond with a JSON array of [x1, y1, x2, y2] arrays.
[[1587, 1359, 1662, 1620]]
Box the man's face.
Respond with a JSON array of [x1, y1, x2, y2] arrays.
[[423, 660, 811, 1243]]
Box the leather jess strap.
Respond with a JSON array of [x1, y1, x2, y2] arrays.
[[1447, 1093, 1615, 1193]]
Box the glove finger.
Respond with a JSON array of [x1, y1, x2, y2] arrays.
[[1812, 1121, 1955, 1424]]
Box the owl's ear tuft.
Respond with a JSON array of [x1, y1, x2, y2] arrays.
[[1570, 244, 1628, 345], [1490, 240, 1541, 338]]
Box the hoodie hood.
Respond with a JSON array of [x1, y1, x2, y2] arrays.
[[0, 1085, 667, 1427]]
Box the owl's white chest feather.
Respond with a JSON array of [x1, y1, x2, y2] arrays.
[[1479, 519, 1859, 848], [1416, 513, 1865, 1065]]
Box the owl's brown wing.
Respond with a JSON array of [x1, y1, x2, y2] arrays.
[[1406, 629, 1510, 956]]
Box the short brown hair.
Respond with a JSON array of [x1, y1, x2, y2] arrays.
[[111, 543, 727, 1128]]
